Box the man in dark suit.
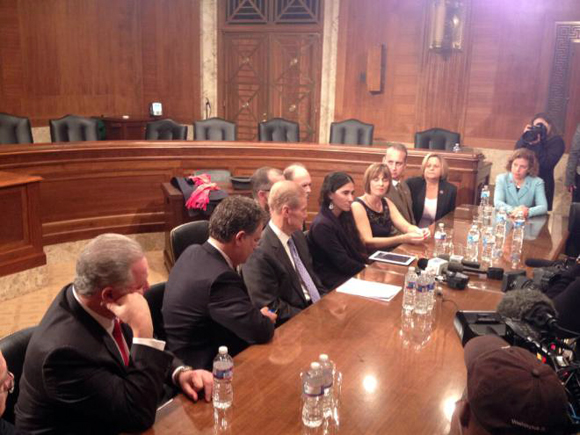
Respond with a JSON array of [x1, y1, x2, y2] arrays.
[[243, 181, 327, 325], [15, 234, 213, 435], [383, 143, 416, 226], [0, 351, 18, 435], [163, 196, 277, 371], [250, 166, 284, 216], [283, 163, 312, 198]]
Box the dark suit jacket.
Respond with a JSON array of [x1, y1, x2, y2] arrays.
[[307, 206, 366, 290], [242, 225, 327, 326], [385, 180, 415, 226], [15, 285, 174, 435], [405, 177, 457, 225], [163, 242, 275, 370]]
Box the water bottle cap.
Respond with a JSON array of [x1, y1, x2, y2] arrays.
[[219, 346, 228, 354], [319, 354, 328, 362], [311, 362, 321, 370]]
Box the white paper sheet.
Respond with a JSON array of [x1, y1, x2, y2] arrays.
[[336, 278, 402, 302]]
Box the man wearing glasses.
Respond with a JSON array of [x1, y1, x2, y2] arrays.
[[0, 350, 17, 434]]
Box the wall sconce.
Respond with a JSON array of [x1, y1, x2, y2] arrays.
[[429, 0, 465, 52]]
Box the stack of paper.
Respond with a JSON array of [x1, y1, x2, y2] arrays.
[[336, 278, 402, 302]]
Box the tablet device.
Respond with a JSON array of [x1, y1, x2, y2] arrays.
[[369, 251, 416, 266]]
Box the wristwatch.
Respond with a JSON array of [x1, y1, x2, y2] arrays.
[[173, 365, 193, 384]]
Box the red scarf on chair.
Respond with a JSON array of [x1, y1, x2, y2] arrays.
[[185, 174, 219, 211]]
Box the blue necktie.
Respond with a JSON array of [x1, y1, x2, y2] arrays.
[[288, 238, 321, 302]]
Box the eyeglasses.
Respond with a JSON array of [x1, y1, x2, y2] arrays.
[[1, 371, 14, 394]]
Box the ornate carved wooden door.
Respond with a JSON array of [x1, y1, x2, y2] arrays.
[[219, 0, 323, 142], [223, 33, 269, 142]]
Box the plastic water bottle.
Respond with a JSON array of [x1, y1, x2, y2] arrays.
[[302, 362, 324, 428], [480, 185, 490, 207], [426, 270, 436, 311], [466, 223, 479, 262], [213, 346, 234, 409], [434, 223, 447, 257], [511, 210, 525, 266], [319, 354, 335, 418], [415, 272, 430, 315], [493, 208, 507, 260], [402, 267, 418, 312], [453, 142, 461, 153], [481, 226, 496, 264]]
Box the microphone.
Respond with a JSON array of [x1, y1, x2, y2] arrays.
[[496, 289, 556, 323], [437, 254, 480, 269], [417, 258, 429, 270], [525, 258, 557, 268], [495, 289, 580, 339], [446, 261, 504, 281]]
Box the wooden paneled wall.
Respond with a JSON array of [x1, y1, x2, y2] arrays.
[[0, 0, 200, 126], [334, 0, 580, 150]]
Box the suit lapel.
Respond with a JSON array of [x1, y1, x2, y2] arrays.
[[400, 183, 415, 223], [517, 177, 531, 200], [263, 226, 307, 304], [506, 174, 520, 204], [65, 286, 129, 369]]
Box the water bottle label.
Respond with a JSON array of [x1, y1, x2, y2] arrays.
[[406, 281, 416, 290], [481, 191, 489, 198], [214, 368, 233, 380], [417, 284, 427, 293], [468, 234, 478, 243], [434, 233, 446, 241]]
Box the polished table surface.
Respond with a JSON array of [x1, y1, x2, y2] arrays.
[[141, 206, 567, 434]]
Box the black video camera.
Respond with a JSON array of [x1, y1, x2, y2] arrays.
[[501, 261, 570, 293], [522, 123, 547, 144]]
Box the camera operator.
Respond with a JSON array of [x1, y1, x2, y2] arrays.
[[543, 260, 580, 334], [565, 123, 580, 202], [515, 113, 565, 211]]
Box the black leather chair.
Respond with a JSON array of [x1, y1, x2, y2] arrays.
[[329, 119, 374, 145], [566, 203, 580, 257], [170, 220, 210, 263], [145, 119, 188, 140], [414, 128, 460, 151], [194, 117, 236, 141], [0, 113, 33, 145], [0, 326, 36, 424], [144, 282, 166, 341], [258, 118, 299, 142], [49, 114, 99, 142]]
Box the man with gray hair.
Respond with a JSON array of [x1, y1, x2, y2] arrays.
[[163, 196, 277, 370], [250, 166, 284, 215], [283, 163, 312, 198], [243, 181, 327, 325], [16, 233, 213, 435]]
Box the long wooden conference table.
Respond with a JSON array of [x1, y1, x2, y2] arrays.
[[140, 207, 567, 435], [0, 141, 489, 277]]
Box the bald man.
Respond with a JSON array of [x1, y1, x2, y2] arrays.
[[243, 181, 327, 325], [283, 163, 312, 198], [250, 166, 284, 215]]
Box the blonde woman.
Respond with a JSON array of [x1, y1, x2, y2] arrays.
[[406, 153, 457, 228]]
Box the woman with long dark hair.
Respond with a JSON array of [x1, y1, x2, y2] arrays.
[[307, 172, 367, 289], [515, 112, 565, 211]]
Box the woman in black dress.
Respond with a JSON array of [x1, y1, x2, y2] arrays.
[[351, 163, 428, 253], [307, 172, 367, 289]]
